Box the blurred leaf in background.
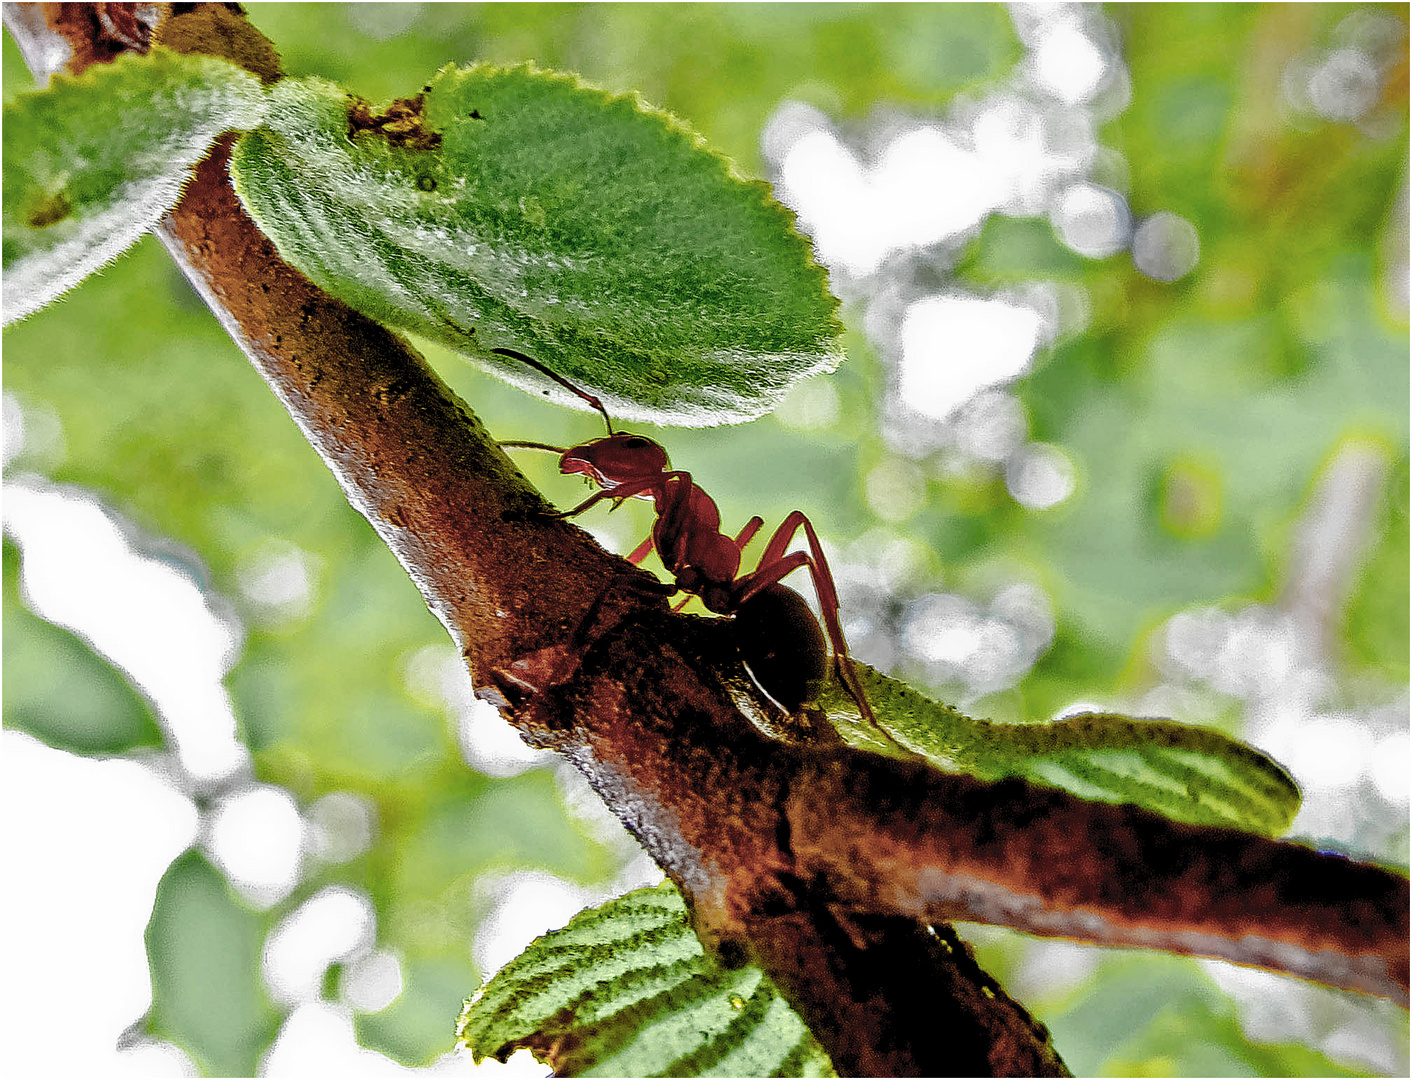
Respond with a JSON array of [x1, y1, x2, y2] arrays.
[[3, 536, 164, 754], [2, 3, 1406, 1076]]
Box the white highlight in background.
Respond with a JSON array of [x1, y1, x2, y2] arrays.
[[778, 126, 997, 277], [864, 457, 926, 523], [403, 644, 551, 778], [1051, 182, 1130, 259], [473, 872, 599, 979], [1032, 23, 1108, 105], [342, 950, 405, 1014], [1007, 443, 1077, 510], [261, 1002, 547, 1076], [1, 732, 199, 1078], [307, 790, 378, 865], [264, 887, 376, 1004], [1132, 211, 1200, 282], [236, 540, 318, 626], [4, 479, 248, 785], [208, 784, 306, 908], [899, 295, 1044, 421]]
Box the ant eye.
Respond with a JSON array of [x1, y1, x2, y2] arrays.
[[623, 437, 651, 449]]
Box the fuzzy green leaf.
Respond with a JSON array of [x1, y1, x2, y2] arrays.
[[457, 882, 835, 1078], [229, 65, 843, 425], [2, 47, 266, 325], [824, 665, 1302, 836]]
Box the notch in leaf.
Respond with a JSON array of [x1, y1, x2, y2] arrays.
[[229, 64, 844, 425]]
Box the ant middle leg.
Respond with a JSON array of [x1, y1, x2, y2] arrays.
[[622, 533, 694, 610]]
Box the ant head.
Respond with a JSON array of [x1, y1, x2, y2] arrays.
[[560, 432, 670, 488]]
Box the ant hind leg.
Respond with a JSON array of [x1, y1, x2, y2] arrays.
[[733, 513, 882, 731]]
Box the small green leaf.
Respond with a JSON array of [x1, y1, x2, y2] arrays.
[[3, 539, 164, 755], [230, 65, 843, 425], [457, 881, 835, 1078], [824, 665, 1302, 836], [144, 851, 283, 1076], [2, 47, 267, 324]]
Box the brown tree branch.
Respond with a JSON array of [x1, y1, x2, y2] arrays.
[[8, 4, 1407, 1076]]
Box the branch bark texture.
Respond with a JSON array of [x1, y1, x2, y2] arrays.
[[9, 4, 1407, 1076]]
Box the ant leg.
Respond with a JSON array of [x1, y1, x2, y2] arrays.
[[750, 510, 820, 571], [625, 535, 655, 566], [554, 488, 618, 519], [734, 516, 764, 554], [620, 532, 688, 608], [555, 473, 678, 520], [734, 513, 877, 728], [733, 549, 811, 605]]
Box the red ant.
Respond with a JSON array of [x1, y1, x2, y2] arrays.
[[495, 348, 876, 727]]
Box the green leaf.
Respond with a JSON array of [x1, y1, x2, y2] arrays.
[[357, 957, 478, 1067], [3, 539, 164, 755], [457, 881, 835, 1078], [1344, 451, 1410, 683], [229, 65, 843, 425], [824, 665, 1302, 836], [144, 851, 283, 1076], [1048, 954, 1375, 1078], [2, 47, 266, 325]]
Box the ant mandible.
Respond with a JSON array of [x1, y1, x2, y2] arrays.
[[494, 347, 877, 728]]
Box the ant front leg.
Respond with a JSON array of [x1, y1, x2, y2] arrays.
[[553, 472, 681, 521], [733, 512, 877, 728]]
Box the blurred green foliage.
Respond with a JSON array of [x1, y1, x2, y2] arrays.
[[3, 3, 1406, 1076], [1045, 954, 1368, 1078], [145, 852, 283, 1077], [3, 538, 164, 753]]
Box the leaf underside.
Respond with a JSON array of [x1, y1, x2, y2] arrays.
[[824, 664, 1302, 837], [229, 65, 844, 425], [457, 882, 835, 1078], [2, 47, 266, 325]]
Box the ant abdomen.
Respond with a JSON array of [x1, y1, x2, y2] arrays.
[[733, 582, 829, 715]]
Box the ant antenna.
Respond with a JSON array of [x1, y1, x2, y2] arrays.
[[500, 440, 568, 454], [492, 348, 615, 435]]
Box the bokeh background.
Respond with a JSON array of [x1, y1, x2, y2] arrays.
[[3, 3, 1408, 1076]]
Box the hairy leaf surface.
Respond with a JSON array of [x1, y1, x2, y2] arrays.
[[825, 665, 1301, 836], [457, 882, 835, 1077], [2, 47, 266, 324], [229, 65, 843, 424]]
